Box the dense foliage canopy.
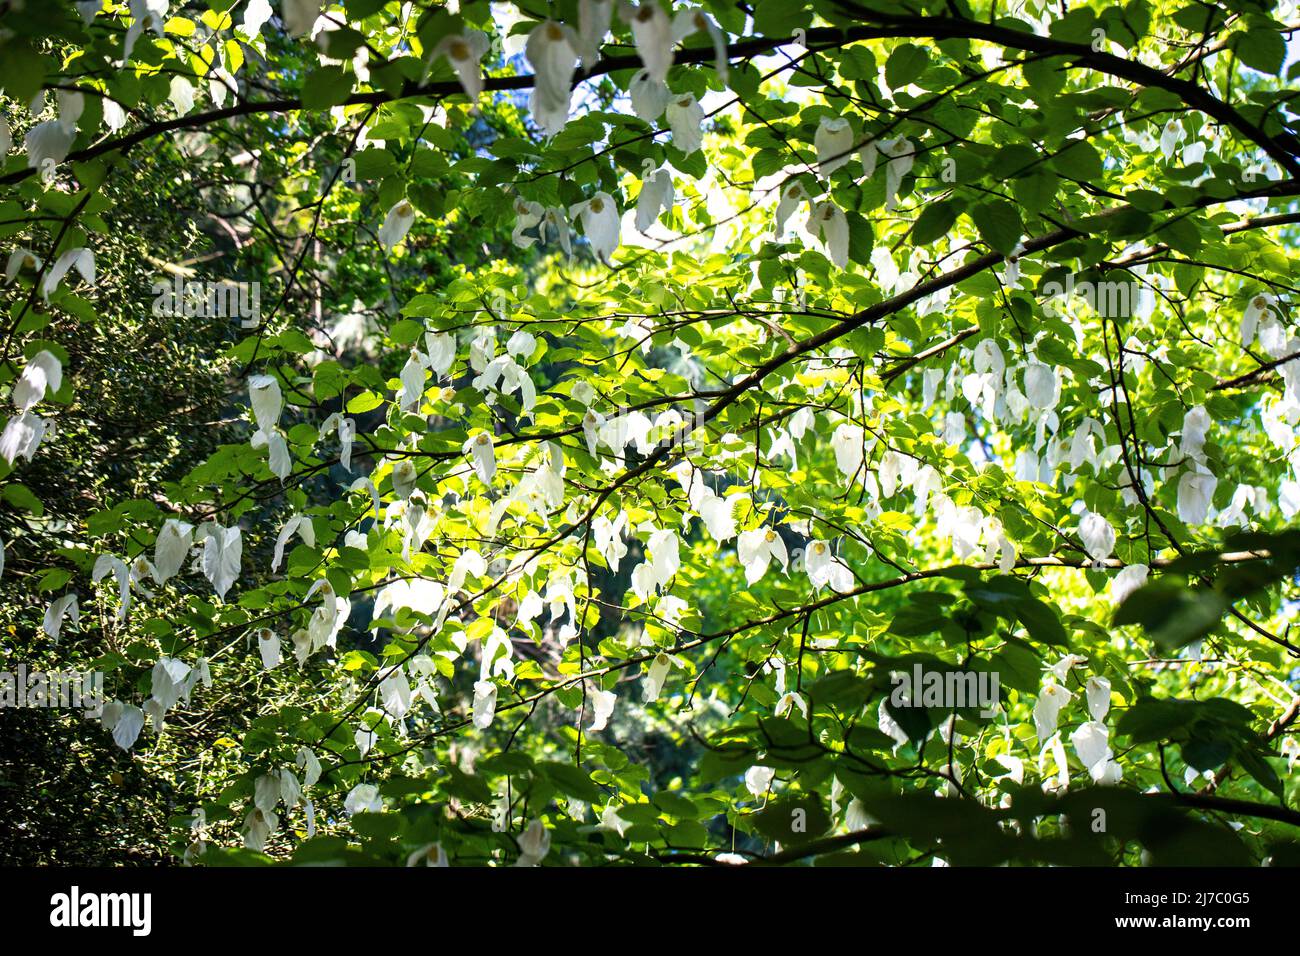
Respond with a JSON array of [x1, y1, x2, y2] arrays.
[[3, 0, 1300, 867]]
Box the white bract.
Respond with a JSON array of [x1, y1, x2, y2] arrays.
[[577, 0, 614, 67], [40, 248, 95, 301], [11, 351, 62, 413], [629, 69, 670, 120], [1109, 563, 1148, 606], [635, 167, 675, 233], [626, 0, 674, 83], [432, 30, 491, 102], [804, 540, 854, 592], [774, 182, 806, 236], [815, 117, 854, 176], [737, 527, 789, 584], [808, 201, 849, 268], [1033, 682, 1073, 742], [1078, 510, 1116, 563], [570, 192, 621, 261], [379, 200, 416, 253], [465, 432, 497, 484], [527, 20, 581, 136], [672, 6, 729, 81], [665, 94, 705, 155]]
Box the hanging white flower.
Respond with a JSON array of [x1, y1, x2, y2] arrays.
[[511, 198, 544, 248], [625, 0, 674, 83], [92, 554, 132, 622], [473, 679, 499, 729], [671, 6, 729, 81], [101, 98, 127, 132], [665, 93, 705, 155], [1023, 362, 1058, 408], [736, 527, 789, 584], [506, 330, 537, 361], [1179, 405, 1211, 463], [241, 0, 273, 36], [814, 116, 854, 177], [1048, 653, 1088, 683], [379, 666, 412, 719], [247, 374, 282, 433], [515, 818, 551, 867], [644, 652, 673, 701], [830, 421, 864, 478], [593, 512, 629, 570], [577, 0, 614, 67], [774, 181, 806, 236], [344, 783, 382, 815], [279, 768, 303, 809], [1108, 563, 1148, 606], [56, 91, 84, 136], [879, 138, 915, 211], [805, 539, 854, 592], [539, 205, 573, 257], [629, 68, 670, 121], [589, 688, 617, 731], [432, 30, 491, 102], [0, 411, 47, 463], [379, 199, 416, 254], [635, 167, 675, 233], [257, 628, 281, 670], [398, 348, 426, 411], [569, 191, 621, 262], [102, 701, 145, 751], [699, 492, 737, 543], [1241, 292, 1278, 349], [1159, 119, 1183, 159], [122, 0, 169, 62], [271, 514, 315, 572], [4, 248, 40, 283], [744, 765, 775, 797], [981, 516, 1016, 573], [40, 248, 95, 301], [808, 201, 849, 268], [1085, 676, 1111, 722], [424, 330, 457, 376], [390, 458, 418, 500], [169, 76, 195, 115], [199, 523, 242, 600], [1078, 510, 1116, 563], [647, 526, 681, 584], [11, 350, 62, 413], [526, 20, 580, 136], [1177, 469, 1217, 525], [295, 747, 322, 788], [1280, 737, 1300, 773], [250, 422, 290, 485], [43, 593, 80, 641], [1070, 720, 1112, 775], [464, 432, 497, 484], [1033, 681, 1074, 742]]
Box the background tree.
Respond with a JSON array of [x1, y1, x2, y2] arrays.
[[2, 0, 1300, 866]]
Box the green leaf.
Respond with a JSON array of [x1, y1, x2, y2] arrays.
[[969, 200, 1023, 255], [300, 67, 354, 110], [1233, 26, 1285, 74], [912, 199, 961, 245], [885, 44, 929, 89]]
